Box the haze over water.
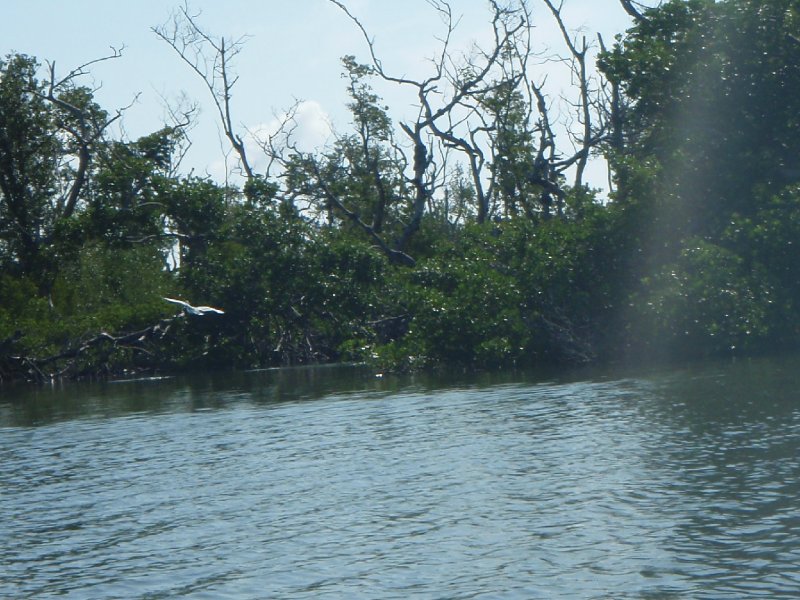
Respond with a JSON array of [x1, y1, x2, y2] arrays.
[[2, 357, 800, 598]]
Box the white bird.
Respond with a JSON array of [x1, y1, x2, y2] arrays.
[[163, 297, 225, 316]]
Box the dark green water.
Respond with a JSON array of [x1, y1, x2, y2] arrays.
[[2, 357, 800, 598]]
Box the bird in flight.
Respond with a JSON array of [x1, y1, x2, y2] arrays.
[[163, 297, 225, 316]]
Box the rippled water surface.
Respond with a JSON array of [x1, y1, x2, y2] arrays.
[[2, 358, 800, 598]]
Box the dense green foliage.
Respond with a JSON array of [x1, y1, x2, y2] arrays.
[[2, 0, 800, 381], [600, 0, 800, 359]]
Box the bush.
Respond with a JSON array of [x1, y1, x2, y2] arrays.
[[629, 239, 771, 359]]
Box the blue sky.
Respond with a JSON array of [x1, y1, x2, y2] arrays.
[[4, 1, 641, 185]]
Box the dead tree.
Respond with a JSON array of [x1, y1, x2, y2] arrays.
[[38, 49, 134, 219], [329, 0, 535, 231], [153, 3, 256, 181], [330, 0, 617, 226]]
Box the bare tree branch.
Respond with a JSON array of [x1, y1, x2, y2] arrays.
[[156, 91, 200, 177], [619, 0, 650, 23], [38, 48, 135, 219], [303, 152, 416, 266], [542, 0, 593, 189], [247, 100, 307, 179], [153, 2, 255, 180], [329, 0, 532, 226]]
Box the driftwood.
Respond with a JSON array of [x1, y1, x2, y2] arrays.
[[0, 317, 180, 384]]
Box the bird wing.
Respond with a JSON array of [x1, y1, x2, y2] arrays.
[[197, 306, 225, 314], [163, 297, 190, 309]]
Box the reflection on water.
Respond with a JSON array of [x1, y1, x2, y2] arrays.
[[1, 357, 799, 598]]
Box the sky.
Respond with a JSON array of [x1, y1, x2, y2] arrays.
[[3, 1, 643, 188]]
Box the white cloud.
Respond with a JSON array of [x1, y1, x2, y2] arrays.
[[245, 100, 334, 166], [199, 101, 334, 184]]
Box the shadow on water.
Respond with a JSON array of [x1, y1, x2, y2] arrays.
[[0, 361, 578, 428], [0, 364, 373, 427], [2, 353, 799, 429], [0, 363, 506, 427]]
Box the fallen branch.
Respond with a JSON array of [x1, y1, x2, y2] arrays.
[[3, 317, 180, 384]]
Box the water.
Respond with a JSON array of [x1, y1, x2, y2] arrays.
[[2, 357, 800, 599]]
